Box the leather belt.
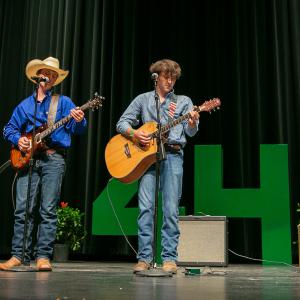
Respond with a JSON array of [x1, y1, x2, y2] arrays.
[[45, 148, 57, 155], [44, 148, 67, 157], [164, 144, 181, 153]]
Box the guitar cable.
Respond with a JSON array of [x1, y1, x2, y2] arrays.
[[0, 160, 17, 211], [106, 178, 138, 256], [0, 159, 11, 174], [11, 172, 18, 211]]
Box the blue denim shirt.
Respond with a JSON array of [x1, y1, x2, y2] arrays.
[[116, 91, 199, 147], [3, 90, 87, 148]]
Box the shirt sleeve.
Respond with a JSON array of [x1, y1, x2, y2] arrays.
[[116, 96, 142, 134], [3, 105, 26, 146], [182, 96, 199, 137], [63, 96, 87, 135]]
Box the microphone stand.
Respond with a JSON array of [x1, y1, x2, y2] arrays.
[[9, 82, 41, 272], [136, 78, 171, 278]]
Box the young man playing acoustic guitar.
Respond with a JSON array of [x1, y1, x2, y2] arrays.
[[116, 59, 199, 274], [1, 57, 86, 271]]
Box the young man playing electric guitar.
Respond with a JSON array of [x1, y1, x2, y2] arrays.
[[1, 57, 86, 271]]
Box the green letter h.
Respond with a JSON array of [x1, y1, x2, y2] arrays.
[[194, 145, 291, 264]]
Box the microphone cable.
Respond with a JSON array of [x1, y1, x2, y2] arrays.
[[106, 178, 138, 256], [228, 248, 299, 269]]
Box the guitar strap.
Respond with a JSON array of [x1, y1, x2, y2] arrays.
[[47, 94, 59, 126], [162, 94, 178, 142], [168, 93, 178, 122]]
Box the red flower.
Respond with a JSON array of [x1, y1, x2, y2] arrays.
[[60, 201, 68, 208]]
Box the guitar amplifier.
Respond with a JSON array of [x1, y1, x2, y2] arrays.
[[177, 216, 228, 266]]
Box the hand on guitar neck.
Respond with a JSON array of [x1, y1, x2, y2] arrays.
[[70, 107, 85, 123], [188, 110, 200, 128]]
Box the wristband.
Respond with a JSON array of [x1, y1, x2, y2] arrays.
[[129, 129, 135, 137]]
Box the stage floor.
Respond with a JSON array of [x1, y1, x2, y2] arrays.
[[0, 262, 299, 300]]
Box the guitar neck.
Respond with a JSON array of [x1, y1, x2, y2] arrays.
[[152, 107, 200, 138], [39, 102, 90, 140]]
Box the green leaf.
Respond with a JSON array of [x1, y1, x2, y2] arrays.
[[55, 204, 87, 252]]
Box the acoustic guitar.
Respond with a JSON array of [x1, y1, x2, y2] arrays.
[[105, 98, 221, 183], [10, 93, 104, 170]]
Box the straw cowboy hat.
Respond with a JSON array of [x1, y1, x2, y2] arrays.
[[25, 56, 69, 86]]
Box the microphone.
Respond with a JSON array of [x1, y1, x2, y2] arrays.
[[151, 73, 158, 81], [31, 76, 50, 83]]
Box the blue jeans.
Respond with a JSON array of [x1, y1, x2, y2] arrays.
[[12, 152, 66, 262], [137, 152, 183, 263]]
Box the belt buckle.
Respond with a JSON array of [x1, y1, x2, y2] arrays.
[[165, 144, 180, 153], [46, 149, 56, 155]]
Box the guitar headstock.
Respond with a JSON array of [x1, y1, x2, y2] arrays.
[[197, 98, 221, 113], [88, 92, 105, 110]]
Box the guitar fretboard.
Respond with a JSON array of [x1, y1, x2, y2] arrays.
[[151, 106, 201, 138], [37, 97, 103, 141], [39, 115, 73, 140]]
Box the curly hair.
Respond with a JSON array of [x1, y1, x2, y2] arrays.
[[149, 59, 181, 79]]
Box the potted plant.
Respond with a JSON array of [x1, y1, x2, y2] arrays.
[[54, 201, 86, 262]]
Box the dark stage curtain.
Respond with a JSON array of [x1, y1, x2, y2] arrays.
[[1, 0, 300, 262]]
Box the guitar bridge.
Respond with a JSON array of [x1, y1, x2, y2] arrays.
[[124, 143, 131, 158]]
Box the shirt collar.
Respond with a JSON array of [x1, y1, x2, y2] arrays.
[[32, 89, 53, 101], [165, 90, 175, 102], [152, 89, 175, 100]]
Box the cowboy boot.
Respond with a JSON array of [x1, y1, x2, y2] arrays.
[[0, 257, 22, 270]]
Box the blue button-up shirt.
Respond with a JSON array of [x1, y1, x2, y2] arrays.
[[3, 91, 87, 148], [116, 91, 199, 147]]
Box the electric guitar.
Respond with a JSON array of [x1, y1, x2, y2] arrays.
[[10, 93, 104, 170], [105, 98, 221, 183]]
